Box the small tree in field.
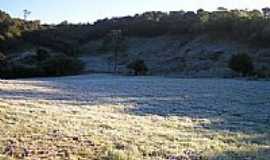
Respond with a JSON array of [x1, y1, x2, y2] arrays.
[[229, 53, 254, 76]]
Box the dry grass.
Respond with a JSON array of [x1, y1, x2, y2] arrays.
[[0, 75, 269, 159]]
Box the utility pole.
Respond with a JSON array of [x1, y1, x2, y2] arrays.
[[262, 7, 270, 18], [111, 29, 122, 73], [23, 9, 31, 20]]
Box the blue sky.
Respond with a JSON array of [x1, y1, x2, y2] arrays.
[[1, 0, 270, 24]]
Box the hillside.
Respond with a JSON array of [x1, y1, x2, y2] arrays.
[[1, 8, 270, 78], [81, 35, 270, 78]]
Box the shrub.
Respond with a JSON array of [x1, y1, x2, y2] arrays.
[[127, 59, 148, 75], [0, 54, 84, 78], [229, 53, 254, 76], [41, 55, 84, 76], [36, 48, 50, 61]]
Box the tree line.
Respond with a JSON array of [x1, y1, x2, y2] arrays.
[[2, 7, 270, 54], [85, 7, 270, 46]]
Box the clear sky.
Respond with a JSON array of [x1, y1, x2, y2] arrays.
[[1, 0, 270, 24]]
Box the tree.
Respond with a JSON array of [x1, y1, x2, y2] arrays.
[[262, 7, 270, 18], [197, 9, 205, 15], [197, 9, 209, 30], [217, 7, 228, 11], [248, 9, 262, 18], [229, 53, 254, 76], [58, 20, 69, 26], [23, 9, 31, 20], [127, 59, 148, 75]]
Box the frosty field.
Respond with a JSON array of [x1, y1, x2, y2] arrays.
[[0, 74, 270, 159]]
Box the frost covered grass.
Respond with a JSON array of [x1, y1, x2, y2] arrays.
[[0, 74, 269, 159]]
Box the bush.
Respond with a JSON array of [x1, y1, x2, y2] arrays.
[[127, 59, 148, 75], [41, 55, 84, 76], [0, 54, 84, 78], [229, 53, 254, 76], [36, 48, 50, 61]]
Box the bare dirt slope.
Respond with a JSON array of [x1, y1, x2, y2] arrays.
[[0, 74, 270, 159]]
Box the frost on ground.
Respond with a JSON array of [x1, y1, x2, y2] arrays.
[[0, 74, 270, 160]]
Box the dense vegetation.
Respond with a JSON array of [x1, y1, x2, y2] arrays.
[[2, 8, 270, 54], [0, 11, 84, 78], [1, 7, 270, 78], [0, 50, 84, 78], [0, 10, 41, 52]]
